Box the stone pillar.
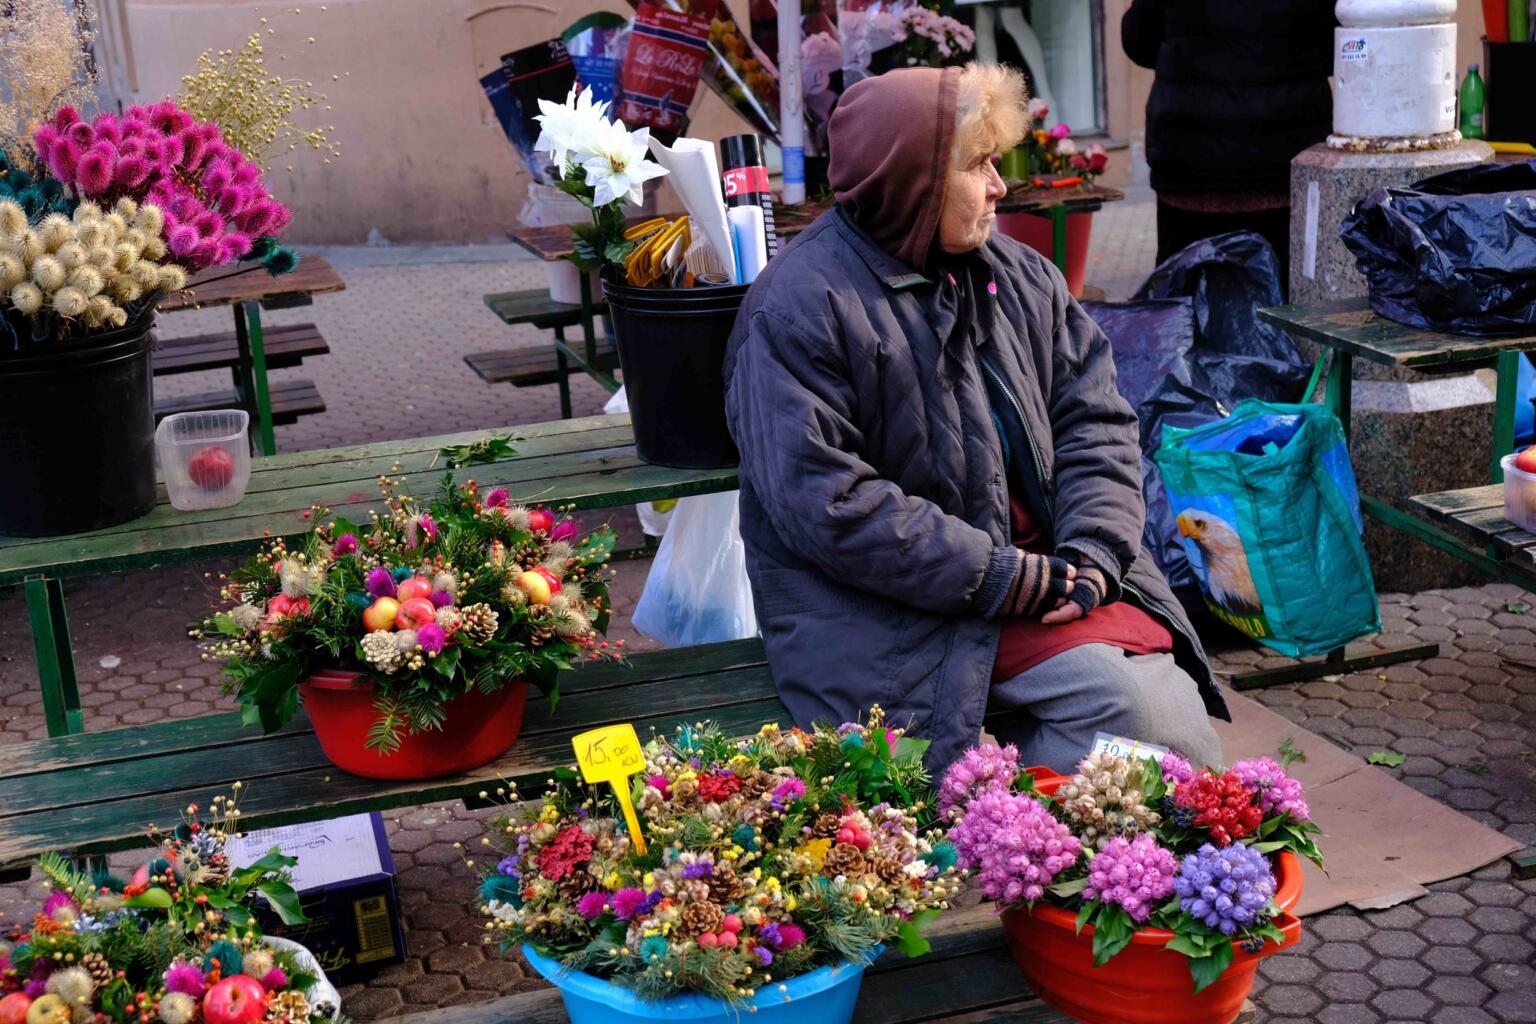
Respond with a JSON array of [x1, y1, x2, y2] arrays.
[[1285, 0, 1500, 593]]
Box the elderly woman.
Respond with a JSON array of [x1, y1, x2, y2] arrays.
[[723, 64, 1228, 772]]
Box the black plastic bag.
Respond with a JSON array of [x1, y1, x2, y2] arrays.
[[1084, 231, 1310, 609], [1339, 159, 1536, 336]]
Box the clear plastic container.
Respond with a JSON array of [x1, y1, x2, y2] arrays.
[[155, 410, 252, 511], [1501, 453, 1536, 533]]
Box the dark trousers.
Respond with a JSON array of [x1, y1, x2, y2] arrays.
[[1155, 199, 1293, 298]]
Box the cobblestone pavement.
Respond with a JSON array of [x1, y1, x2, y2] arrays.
[[3, 196, 1533, 1021]]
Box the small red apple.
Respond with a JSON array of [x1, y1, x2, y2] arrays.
[[1515, 445, 1536, 475], [532, 566, 562, 595], [395, 596, 438, 630], [526, 508, 554, 534], [0, 993, 33, 1024], [396, 577, 433, 603], [362, 597, 399, 632], [202, 975, 268, 1024], [188, 445, 236, 491]]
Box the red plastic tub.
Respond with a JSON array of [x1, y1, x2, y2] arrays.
[[1000, 770, 1304, 1024], [300, 669, 528, 780], [996, 210, 1095, 297]]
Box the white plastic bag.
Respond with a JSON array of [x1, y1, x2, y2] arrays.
[[633, 491, 758, 647], [604, 386, 675, 537]]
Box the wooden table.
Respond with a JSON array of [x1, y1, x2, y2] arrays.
[[158, 256, 346, 455], [1244, 297, 1536, 687], [4, 414, 738, 738]]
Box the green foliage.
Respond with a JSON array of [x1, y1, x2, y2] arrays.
[[1366, 750, 1406, 767], [438, 434, 517, 468]]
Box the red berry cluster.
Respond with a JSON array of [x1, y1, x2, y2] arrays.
[[1173, 770, 1263, 846], [698, 772, 744, 803]]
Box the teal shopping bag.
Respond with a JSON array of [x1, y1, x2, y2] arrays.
[[1153, 400, 1380, 657]]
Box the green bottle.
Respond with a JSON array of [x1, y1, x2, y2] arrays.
[[1459, 64, 1485, 140]]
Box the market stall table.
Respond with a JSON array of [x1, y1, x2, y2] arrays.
[[1246, 297, 1536, 686], [157, 255, 346, 455], [3, 414, 736, 738]]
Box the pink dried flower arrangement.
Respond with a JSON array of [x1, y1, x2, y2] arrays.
[[33, 101, 292, 272]]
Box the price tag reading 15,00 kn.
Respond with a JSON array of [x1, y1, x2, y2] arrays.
[[572, 723, 648, 855]]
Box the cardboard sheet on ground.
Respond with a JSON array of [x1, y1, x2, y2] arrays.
[[1214, 688, 1522, 915]]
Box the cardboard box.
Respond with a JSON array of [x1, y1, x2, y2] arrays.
[[226, 813, 406, 983]]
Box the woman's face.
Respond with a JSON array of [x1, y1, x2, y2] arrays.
[[938, 149, 1007, 254]]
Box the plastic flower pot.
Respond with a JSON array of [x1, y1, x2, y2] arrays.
[[996, 210, 1095, 298], [299, 669, 528, 780], [521, 943, 879, 1024], [0, 314, 158, 536], [601, 265, 743, 470], [999, 772, 1304, 1024]]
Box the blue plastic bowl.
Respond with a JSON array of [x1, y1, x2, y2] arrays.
[[521, 943, 881, 1024]]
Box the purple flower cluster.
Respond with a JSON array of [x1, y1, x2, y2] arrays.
[[34, 102, 292, 271], [950, 788, 1081, 903], [1159, 752, 1195, 786], [1231, 757, 1310, 822], [771, 777, 806, 810], [938, 742, 1020, 815], [1173, 843, 1276, 935], [1083, 834, 1179, 922]]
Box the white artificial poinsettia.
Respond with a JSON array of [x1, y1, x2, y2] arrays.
[[579, 117, 668, 207], [533, 85, 610, 175]]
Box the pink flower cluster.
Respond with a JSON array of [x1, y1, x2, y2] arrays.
[[34, 103, 291, 271], [938, 741, 1020, 815], [1083, 834, 1179, 922], [1231, 757, 1310, 823], [1159, 752, 1196, 785], [949, 787, 1081, 904]]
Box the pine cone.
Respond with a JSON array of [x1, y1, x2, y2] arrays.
[[871, 857, 908, 885], [265, 991, 312, 1024], [678, 899, 725, 937], [708, 862, 746, 903], [81, 953, 112, 989], [740, 770, 776, 799], [458, 603, 500, 645], [1059, 752, 1161, 850], [822, 843, 868, 878], [811, 812, 843, 838]]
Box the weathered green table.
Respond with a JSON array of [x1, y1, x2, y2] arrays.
[[1, 414, 737, 738], [1246, 298, 1536, 687]]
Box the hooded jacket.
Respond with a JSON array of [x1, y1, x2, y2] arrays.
[[723, 68, 1226, 770]]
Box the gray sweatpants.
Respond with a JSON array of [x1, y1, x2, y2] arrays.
[[989, 643, 1224, 774]]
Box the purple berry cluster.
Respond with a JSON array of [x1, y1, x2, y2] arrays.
[[1230, 757, 1310, 822], [1083, 834, 1179, 922], [949, 787, 1081, 903], [1173, 842, 1276, 935]]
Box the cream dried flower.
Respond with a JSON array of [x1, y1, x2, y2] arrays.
[[0, 201, 26, 237], [158, 993, 197, 1024], [45, 966, 94, 1004], [1059, 751, 1161, 851], [10, 282, 42, 314], [31, 255, 64, 291], [360, 630, 404, 673], [0, 0, 98, 166], [50, 286, 87, 317], [0, 255, 23, 289]]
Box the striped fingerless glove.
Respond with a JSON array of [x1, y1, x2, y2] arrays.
[[1000, 549, 1074, 617]]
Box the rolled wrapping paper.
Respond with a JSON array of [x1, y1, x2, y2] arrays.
[[646, 136, 739, 283], [729, 205, 768, 283], [778, 0, 806, 204]]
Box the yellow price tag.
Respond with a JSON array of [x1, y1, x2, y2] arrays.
[[572, 723, 648, 855]]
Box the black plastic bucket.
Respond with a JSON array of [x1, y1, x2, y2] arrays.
[[603, 267, 746, 469], [0, 316, 159, 536]]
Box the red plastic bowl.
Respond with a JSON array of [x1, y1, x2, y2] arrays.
[[1000, 770, 1304, 1024], [300, 669, 529, 780]]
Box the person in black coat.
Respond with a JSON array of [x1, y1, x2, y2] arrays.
[[1122, 0, 1336, 288]]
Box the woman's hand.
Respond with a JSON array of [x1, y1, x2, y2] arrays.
[[1041, 562, 1106, 624], [1001, 551, 1076, 617]]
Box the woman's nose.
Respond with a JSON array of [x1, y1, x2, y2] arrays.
[[985, 162, 1007, 199]]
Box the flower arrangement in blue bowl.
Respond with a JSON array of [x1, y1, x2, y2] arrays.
[[476, 712, 961, 1024]]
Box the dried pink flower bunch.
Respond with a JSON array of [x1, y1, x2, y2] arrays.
[[33, 102, 291, 271]]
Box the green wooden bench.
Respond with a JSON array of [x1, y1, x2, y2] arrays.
[[154, 322, 330, 376], [155, 377, 326, 426], [0, 415, 738, 739], [464, 338, 617, 389], [483, 288, 617, 419], [1408, 484, 1536, 589]]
